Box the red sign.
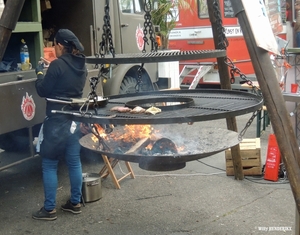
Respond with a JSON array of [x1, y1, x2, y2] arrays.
[[21, 92, 36, 121], [136, 24, 144, 51]]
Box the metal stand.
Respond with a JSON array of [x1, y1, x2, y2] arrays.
[[287, 51, 300, 145], [0, 126, 39, 172], [99, 155, 135, 189]]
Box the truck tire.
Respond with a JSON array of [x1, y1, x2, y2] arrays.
[[119, 76, 153, 94]]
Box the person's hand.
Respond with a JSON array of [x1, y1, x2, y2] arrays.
[[35, 62, 44, 75], [40, 57, 51, 67]]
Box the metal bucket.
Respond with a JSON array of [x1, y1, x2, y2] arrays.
[[82, 173, 102, 202]]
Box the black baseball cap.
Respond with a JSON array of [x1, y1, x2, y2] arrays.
[[55, 29, 84, 52]]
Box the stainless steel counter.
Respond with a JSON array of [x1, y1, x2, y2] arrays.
[[282, 92, 300, 102]]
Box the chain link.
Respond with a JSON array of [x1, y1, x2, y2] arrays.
[[238, 110, 259, 141], [143, 0, 158, 52], [99, 0, 115, 58], [79, 65, 107, 115], [212, 0, 263, 140], [224, 58, 261, 96], [212, 1, 228, 50], [135, 64, 144, 92], [84, 0, 115, 112], [94, 52, 100, 69]]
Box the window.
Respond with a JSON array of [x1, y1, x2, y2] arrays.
[[119, 0, 142, 13], [198, 0, 208, 19], [223, 0, 235, 18], [134, 0, 141, 12], [284, 0, 292, 23], [198, 0, 234, 19]]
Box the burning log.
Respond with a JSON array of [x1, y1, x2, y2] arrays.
[[151, 138, 178, 155], [149, 133, 163, 141], [125, 137, 150, 154], [139, 137, 180, 171]]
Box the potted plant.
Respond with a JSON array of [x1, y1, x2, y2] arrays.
[[151, 0, 195, 49]]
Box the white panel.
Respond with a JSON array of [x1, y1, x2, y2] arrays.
[[241, 0, 279, 55]]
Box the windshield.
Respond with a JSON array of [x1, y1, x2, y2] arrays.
[[119, 0, 142, 13]]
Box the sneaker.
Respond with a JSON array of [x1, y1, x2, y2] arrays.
[[32, 207, 57, 221], [61, 200, 81, 214]]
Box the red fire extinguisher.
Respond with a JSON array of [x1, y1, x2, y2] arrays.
[[264, 134, 281, 181]]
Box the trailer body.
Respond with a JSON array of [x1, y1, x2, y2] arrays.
[[168, 0, 288, 88]]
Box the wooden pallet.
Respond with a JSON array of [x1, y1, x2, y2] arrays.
[[225, 138, 262, 176]]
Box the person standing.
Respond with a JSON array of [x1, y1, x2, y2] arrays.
[[295, 1, 300, 47], [32, 29, 87, 221]]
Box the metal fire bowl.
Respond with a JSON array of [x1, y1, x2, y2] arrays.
[[52, 89, 263, 125], [79, 127, 240, 171]]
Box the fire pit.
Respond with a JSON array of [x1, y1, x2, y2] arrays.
[[52, 89, 262, 171], [79, 125, 240, 171]]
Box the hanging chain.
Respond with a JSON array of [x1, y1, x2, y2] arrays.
[[99, 0, 115, 58], [86, 0, 115, 108], [143, 0, 158, 52], [134, 1, 158, 92], [135, 63, 144, 92], [88, 76, 100, 103], [212, 1, 261, 94], [238, 110, 259, 140], [79, 73, 102, 115], [213, 2, 228, 50], [224, 58, 261, 96], [212, 0, 262, 141]]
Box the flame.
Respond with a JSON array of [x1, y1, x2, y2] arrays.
[[90, 124, 186, 153], [108, 124, 154, 143], [92, 124, 155, 142], [91, 124, 108, 143]]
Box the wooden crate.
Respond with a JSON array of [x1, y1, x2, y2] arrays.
[[225, 138, 262, 176]]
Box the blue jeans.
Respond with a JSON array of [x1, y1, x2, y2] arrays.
[[42, 128, 82, 211], [297, 32, 300, 47]]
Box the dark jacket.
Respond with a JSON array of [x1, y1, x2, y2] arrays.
[[35, 53, 87, 116], [35, 53, 87, 159]]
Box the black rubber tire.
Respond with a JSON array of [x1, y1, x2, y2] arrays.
[[119, 76, 153, 94]]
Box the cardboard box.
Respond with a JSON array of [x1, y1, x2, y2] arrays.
[[225, 138, 262, 176]]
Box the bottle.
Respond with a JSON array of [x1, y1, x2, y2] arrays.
[[20, 39, 30, 71]]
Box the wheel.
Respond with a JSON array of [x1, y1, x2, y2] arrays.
[[119, 76, 154, 94]]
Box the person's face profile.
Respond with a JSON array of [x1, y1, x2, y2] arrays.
[[54, 39, 63, 57]]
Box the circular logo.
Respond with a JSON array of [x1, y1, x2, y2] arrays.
[[136, 24, 144, 51], [21, 92, 36, 121]]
